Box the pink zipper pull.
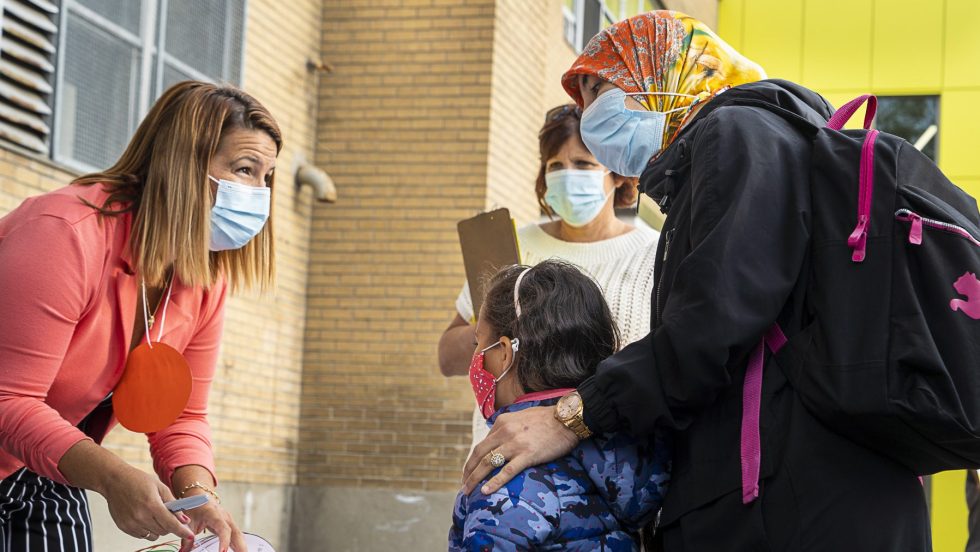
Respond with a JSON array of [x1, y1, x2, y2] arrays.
[[908, 213, 923, 245], [848, 215, 869, 262]]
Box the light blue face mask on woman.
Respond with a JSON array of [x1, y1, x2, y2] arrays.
[[580, 88, 693, 178], [544, 169, 611, 227], [208, 176, 270, 251]]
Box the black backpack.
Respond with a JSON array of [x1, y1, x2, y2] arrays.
[[736, 93, 980, 504]]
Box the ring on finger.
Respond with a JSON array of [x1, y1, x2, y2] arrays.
[[142, 531, 154, 540], [488, 449, 506, 468]]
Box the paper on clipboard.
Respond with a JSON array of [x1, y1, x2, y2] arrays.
[[457, 208, 521, 319], [636, 194, 666, 232]]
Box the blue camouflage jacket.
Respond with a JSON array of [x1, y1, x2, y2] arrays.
[[448, 398, 671, 551]]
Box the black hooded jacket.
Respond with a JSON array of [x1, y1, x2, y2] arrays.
[[576, 80, 837, 523]]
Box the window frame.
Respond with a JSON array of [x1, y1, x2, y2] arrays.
[[564, 0, 667, 53], [51, 0, 248, 173], [0, 0, 62, 155]]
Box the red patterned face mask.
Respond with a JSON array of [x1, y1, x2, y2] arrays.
[[469, 339, 519, 420]]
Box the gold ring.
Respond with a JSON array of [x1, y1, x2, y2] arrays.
[[489, 450, 506, 468]]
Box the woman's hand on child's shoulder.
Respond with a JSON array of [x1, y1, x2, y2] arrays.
[[462, 405, 580, 496]]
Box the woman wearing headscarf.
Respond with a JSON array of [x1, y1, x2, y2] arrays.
[[461, 11, 930, 550]]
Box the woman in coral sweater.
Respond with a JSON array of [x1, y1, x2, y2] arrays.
[[0, 81, 280, 552]]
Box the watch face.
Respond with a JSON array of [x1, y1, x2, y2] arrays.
[[557, 393, 581, 420]]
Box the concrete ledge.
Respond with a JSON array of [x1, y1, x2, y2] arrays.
[[290, 485, 457, 551]]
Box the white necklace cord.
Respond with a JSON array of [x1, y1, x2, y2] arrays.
[[156, 278, 173, 343], [140, 279, 153, 349], [140, 276, 174, 348]]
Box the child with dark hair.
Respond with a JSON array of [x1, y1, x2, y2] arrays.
[[448, 260, 670, 551]]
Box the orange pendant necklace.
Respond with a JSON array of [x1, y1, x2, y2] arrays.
[[113, 276, 192, 433]]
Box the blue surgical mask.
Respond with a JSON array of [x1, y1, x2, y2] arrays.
[[208, 175, 270, 251], [580, 88, 690, 178], [544, 169, 611, 227]]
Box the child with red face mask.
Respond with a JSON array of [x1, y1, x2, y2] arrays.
[[450, 260, 671, 551]]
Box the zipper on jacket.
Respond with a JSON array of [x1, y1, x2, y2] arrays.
[[658, 171, 676, 213], [662, 228, 675, 262], [895, 208, 980, 247], [652, 139, 686, 214], [655, 228, 676, 325]]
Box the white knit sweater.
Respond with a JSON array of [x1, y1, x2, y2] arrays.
[[457, 222, 660, 447]]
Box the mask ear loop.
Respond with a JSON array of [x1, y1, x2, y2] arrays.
[[625, 91, 698, 115], [155, 279, 173, 343], [673, 85, 733, 133]]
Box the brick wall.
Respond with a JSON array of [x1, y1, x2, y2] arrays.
[[197, 0, 320, 487], [0, 148, 76, 213], [300, 0, 499, 492], [485, 0, 551, 225], [544, 0, 579, 109]]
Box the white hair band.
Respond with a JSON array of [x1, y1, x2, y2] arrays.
[[514, 267, 532, 318]]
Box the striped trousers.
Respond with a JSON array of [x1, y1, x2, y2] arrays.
[[0, 468, 92, 552]]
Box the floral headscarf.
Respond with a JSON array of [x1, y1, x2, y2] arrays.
[[562, 10, 766, 146]]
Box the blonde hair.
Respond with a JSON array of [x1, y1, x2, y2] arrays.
[[74, 81, 282, 291]]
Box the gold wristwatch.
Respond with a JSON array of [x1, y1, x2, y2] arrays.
[[555, 391, 593, 440]]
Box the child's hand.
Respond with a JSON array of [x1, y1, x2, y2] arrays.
[[462, 406, 579, 495]]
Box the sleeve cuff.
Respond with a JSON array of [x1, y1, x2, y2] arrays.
[[577, 376, 618, 436], [43, 430, 93, 486], [153, 447, 217, 488], [579, 330, 675, 437]]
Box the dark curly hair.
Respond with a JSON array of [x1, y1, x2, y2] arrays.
[[480, 260, 619, 393], [535, 104, 640, 217]]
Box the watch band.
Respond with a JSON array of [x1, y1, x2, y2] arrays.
[[555, 392, 593, 440], [566, 416, 593, 440]]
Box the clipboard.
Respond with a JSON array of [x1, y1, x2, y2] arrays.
[[457, 208, 521, 318]]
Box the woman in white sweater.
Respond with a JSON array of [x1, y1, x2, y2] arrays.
[[438, 104, 660, 448]]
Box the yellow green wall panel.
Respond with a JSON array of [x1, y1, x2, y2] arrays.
[[956, 178, 980, 201], [802, 0, 873, 92], [717, 0, 745, 50], [740, 0, 804, 81], [945, 0, 980, 89], [939, 89, 980, 179], [933, 471, 970, 551], [873, 0, 944, 93]]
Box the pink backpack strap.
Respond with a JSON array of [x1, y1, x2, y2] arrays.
[[827, 95, 877, 131], [741, 324, 788, 504]]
